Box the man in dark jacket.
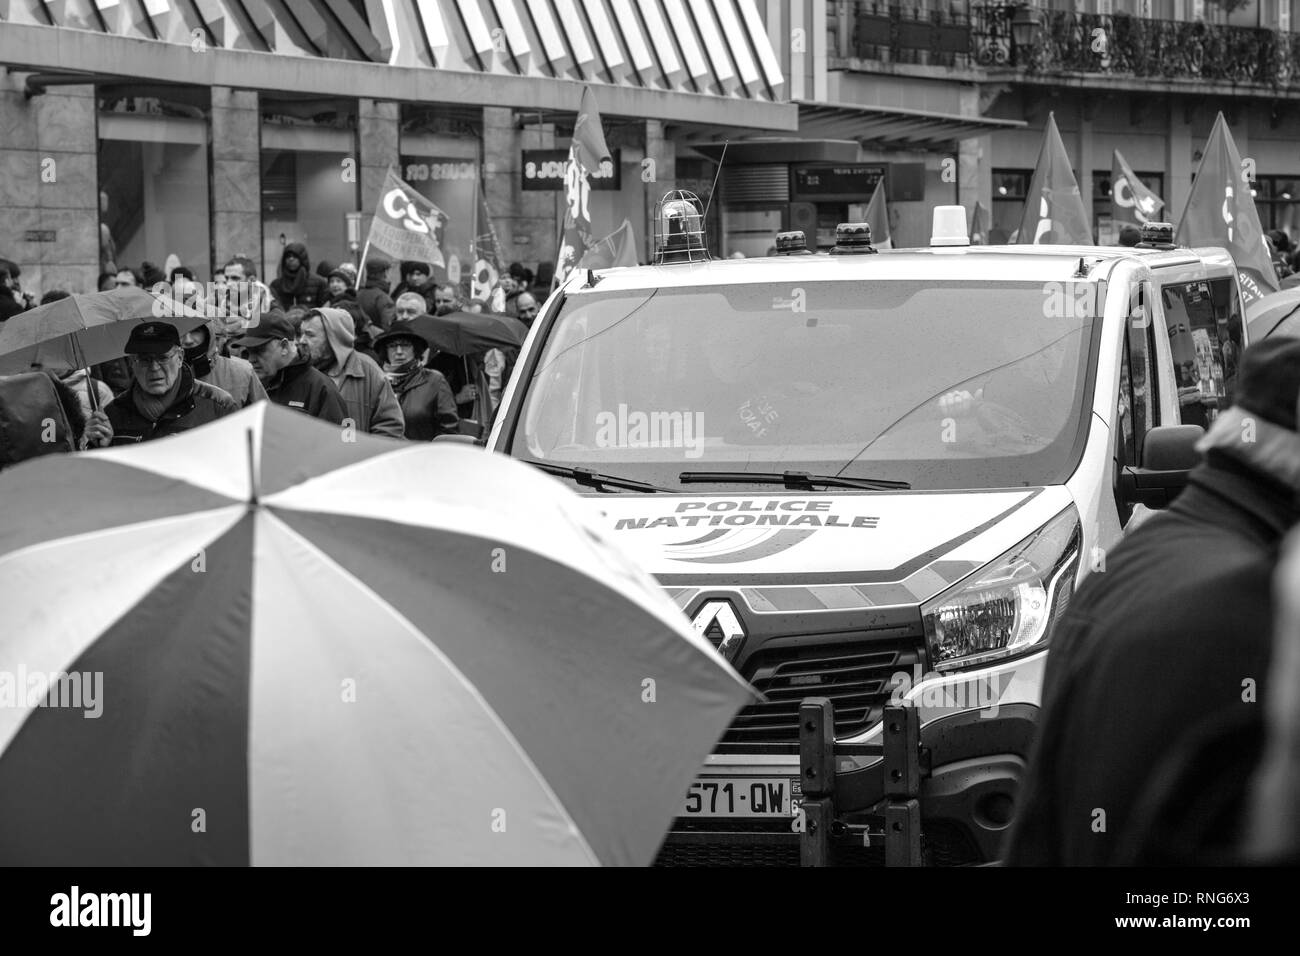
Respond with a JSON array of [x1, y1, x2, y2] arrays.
[[1004, 338, 1300, 866], [356, 258, 396, 347], [270, 242, 327, 311], [82, 322, 240, 446], [232, 311, 344, 423], [373, 325, 459, 440]]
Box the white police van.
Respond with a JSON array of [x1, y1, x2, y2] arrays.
[[485, 198, 1248, 865]]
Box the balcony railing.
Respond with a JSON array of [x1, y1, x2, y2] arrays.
[[974, 5, 1300, 86], [845, 3, 1300, 88]]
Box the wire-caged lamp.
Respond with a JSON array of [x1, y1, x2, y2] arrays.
[[654, 190, 711, 264]]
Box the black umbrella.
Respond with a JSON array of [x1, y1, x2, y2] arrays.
[[401, 311, 528, 357]]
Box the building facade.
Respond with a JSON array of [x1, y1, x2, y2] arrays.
[[1, 0, 794, 295], [6, 1, 1300, 301]]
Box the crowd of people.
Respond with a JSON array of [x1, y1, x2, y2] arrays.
[[0, 243, 544, 454]]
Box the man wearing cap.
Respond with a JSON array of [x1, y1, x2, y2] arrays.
[[1005, 338, 1300, 866], [82, 321, 240, 447], [231, 311, 345, 424]]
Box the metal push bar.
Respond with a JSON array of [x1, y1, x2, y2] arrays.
[[798, 699, 929, 866]]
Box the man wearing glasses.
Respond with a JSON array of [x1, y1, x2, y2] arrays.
[[82, 321, 239, 447]]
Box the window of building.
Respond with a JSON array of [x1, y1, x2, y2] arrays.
[[97, 95, 212, 282], [990, 168, 1031, 243], [1253, 175, 1300, 239], [260, 99, 359, 284]]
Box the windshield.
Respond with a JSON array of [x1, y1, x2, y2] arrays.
[[506, 279, 1099, 490]]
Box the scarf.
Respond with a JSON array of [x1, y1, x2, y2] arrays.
[[384, 356, 423, 390], [131, 373, 184, 422], [184, 329, 212, 379]]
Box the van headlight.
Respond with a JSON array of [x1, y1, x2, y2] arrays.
[[921, 506, 1082, 672]]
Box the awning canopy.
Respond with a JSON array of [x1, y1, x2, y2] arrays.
[[794, 100, 1026, 149]]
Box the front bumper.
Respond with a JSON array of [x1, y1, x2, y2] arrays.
[[656, 651, 1047, 866]]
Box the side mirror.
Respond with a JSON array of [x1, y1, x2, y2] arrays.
[[1119, 424, 1204, 508]]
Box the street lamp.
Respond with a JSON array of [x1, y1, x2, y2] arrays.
[[1011, 3, 1044, 60]]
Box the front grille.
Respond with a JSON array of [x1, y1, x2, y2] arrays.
[[722, 641, 918, 745]]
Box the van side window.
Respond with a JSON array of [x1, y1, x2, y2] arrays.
[[1118, 289, 1158, 468], [1161, 279, 1234, 429]]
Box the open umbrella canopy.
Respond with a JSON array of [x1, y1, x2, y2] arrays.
[[408, 310, 529, 356], [0, 403, 751, 865], [0, 287, 206, 374], [1247, 287, 1300, 342]]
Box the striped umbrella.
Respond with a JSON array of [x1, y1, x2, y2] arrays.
[[0, 403, 751, 866]]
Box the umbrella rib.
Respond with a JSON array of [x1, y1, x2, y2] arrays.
[[256, 509, 602, 866]]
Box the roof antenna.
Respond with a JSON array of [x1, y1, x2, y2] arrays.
[[702, 139, 729, 223]]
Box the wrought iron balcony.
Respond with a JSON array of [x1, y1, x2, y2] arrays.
[[973, 4, 1300, 87], [844, 2, 1300, 88]]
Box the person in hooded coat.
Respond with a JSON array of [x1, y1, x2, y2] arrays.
[[270, 242, 327, 311], [299, 306, 405, 438], [373, 325, 459, 440], [179, 319, 268, 408]]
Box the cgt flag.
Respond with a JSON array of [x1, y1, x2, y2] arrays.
[[1018, 112, 1092, 245], [581, 220, 639, 269], [1175, 112, 1279, 305], [864, 179, 892, 250], [365, 167, 446, 270], [554, 86, 612, 290], [1111, 150, 1164, 227]]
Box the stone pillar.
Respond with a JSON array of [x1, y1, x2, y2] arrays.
[[643, 120, 676, 260], [210, 87, 261, 277], [483, 106, 557, 279], [358, 99, 400, 269], [0, 75, 98, 297], [958, 88, 991, 230], [1166, 100, 1193, 223]]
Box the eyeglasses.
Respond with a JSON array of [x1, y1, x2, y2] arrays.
[[129, 352, 178, 368]]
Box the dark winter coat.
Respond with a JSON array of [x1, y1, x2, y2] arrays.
[[103, 366, 239, 444], [262, 352, 346, 423], [356, 279, 396, 337], [390, 366, 459, 440], [0, 371, 84, 468], [270, 242, 327, 311], [1004, 452, 1300, 866]]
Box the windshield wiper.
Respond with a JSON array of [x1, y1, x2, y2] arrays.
[[678, 470, 910, 491], [522, 460, 671, 493]]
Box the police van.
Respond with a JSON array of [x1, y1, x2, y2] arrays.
[[485, 196, 1248, 865]]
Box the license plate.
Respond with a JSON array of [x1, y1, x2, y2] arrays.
[[681, 778, 797, 818]]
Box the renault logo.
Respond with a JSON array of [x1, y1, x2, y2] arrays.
[[692, 601, 746, 663]]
